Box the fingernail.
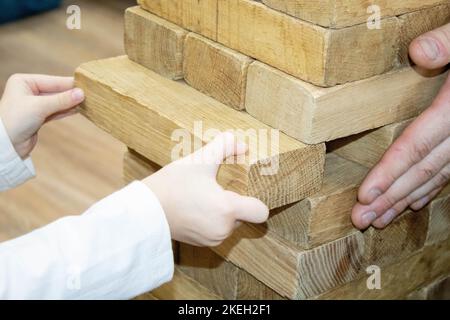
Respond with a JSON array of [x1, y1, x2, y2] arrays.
[[419, 38, 440, 61], [72, 88, 85, 102], [362, 211, 377, 226], [367, 188, 382, 203], [412, 196, 429, 211], [381, 209, 397, 226]]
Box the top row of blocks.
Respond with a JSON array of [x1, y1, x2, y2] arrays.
[[137, 0, 450, 87]]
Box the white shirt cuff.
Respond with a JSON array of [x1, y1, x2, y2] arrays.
[[0, 118, 35, 191]]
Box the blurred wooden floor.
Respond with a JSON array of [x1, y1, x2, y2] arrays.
[[0, 0, 136, 241]]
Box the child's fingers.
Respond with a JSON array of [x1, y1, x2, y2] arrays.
[[45, 107, 80, 123], [7, 74, 75, 95], [225, 191, 269, 224], [187, 132, 247, 172], [33, 88, 84, 118]]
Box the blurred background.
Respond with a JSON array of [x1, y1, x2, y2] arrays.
[[0, 0, 135, 241]]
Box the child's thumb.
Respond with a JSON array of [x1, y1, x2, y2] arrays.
[[34, 88, 84, 117], [225, 191, 269, 224]]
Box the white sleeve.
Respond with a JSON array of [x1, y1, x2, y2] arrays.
[[0, 118, 35, 191], [0, 181, 174, 300]]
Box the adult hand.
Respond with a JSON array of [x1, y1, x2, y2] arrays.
[[352, 23, 450, 229]]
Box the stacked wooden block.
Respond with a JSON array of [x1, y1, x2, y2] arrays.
[[75, 0, 450, 299]]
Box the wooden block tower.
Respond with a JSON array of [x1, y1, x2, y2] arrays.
[[75, 0, 450, 299]]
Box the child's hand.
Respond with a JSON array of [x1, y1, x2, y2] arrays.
[[0, 74, 85, 158], [143, 132, 270, 247]]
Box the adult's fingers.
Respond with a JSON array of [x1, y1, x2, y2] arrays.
[[353, 159, 450, 230], [410, 187, 445, 211], [409, 23, 450, 70], [371, 185, 444, 229], [32, 88, 84, 118], [224, 191, 269, 224], [357, 76, 450, 206], [360, 137, 450, 214]]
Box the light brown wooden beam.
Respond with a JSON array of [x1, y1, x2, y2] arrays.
[[408, 275, 450, 300], [125, 6, 187, 80], [245, 61, 447, 144], [179, 244, 285, 299], [217, 0, 399, 87], [426, 186, 450, 246], [184, 33, 253, 110], [136, 268, 223, 300], [328, 119, 414, 168], [398, 3, 450, 65], [317, 239, 450, 299], [262, 0, 446, 28], [262, 0, 447, 29], [268, 153, 366, 248], [75, 56, 325, 210], [137, 0, 218, 40], [139, 0, 399, 86]]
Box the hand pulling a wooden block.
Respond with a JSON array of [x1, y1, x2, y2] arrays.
[[0, 73, 269, 298], [143, 131, 269, 247]]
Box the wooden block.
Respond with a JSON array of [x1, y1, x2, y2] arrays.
[[317, 239, 450, 299], [262, 0, 447, 28], [398, 4, 450, 65], [362, 208, 429, 268], [184, 33, 253, 110], [268, 153, 367, 248], [179, 244, 284, 299], [245, 61, 447, 144], [125, 6, 187, 80], [137, 0, 218, 40], [329, 119, 414, 168], [426, 186, 450, 246], [218, 0, 399, 87], [75, 56, 326, 210], [136, 268, 222, 300], [123, 148, 160, 182], [408, 275, 450, 300]]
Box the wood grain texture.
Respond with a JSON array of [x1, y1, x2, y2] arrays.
[[426, 186, 450, 246], [125, 6, 187, 80], [246, 61, 447, 144], [184, 33, 253, 110], [123, 148, 160, 182], [317, 239, 450, 300], [268, 153, 367, 248], [75, 56, 325, 210], [217, 0, 399, 87], [262, 0, 447, 28], [329, 119, 414, 168], [137, 0, 218, 40], [179, 244, 284, 299], [408, 275, 450, 300], [136, 268, 222, 300], [362, 209, 429, 268], [398, 3, 450, 65]]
